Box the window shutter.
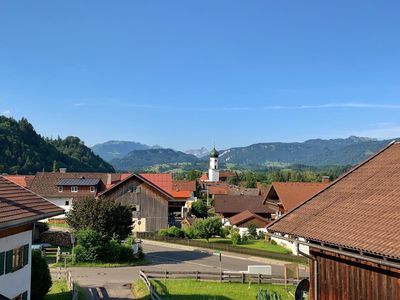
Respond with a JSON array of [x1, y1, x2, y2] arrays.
[[0, 252, 4, 276], [23, 244, 29, 266], [5, 250, 13, 274], [22, 291, 28, 300]]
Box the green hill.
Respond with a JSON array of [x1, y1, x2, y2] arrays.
[[0, 116, 114, 174]]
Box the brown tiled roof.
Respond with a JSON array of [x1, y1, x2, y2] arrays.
[[230, 210, 269, 226], [264, 182, 328, 212], [208, 185, 229, 195], [214, 195, 276, 214], [173, 180, 196, 192], [267, 141, 400, 260], [0, 176, 64, 228], [29, 172, 123, 197]]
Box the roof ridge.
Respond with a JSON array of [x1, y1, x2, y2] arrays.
[[267, 141, 397, 230]]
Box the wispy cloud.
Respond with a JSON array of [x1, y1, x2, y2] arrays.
[[349, 122, 400, 140], [263, 103, 400, 110], [1, 109, 11, 116], [72, 101, 400, 112]]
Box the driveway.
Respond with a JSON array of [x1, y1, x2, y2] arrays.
[[63, 240, 308, 299]]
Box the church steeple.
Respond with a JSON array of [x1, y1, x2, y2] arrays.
[[208, 146, 220, 182]]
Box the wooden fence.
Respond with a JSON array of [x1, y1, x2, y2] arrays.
[[137, 233, 307, 264], [140, 269, 303, 285], [66, 270, 79, 300], [139, 270, 162, 300]]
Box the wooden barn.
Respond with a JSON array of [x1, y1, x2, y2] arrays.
[[267, 142, 400, 300]]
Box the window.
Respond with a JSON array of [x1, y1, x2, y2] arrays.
[[132, 204, 140, 212], [90, 186, 96, 193], [12, 291, 27, 300], [4, 244, 28, 274], [58, 186, 63, 193], [129, 186, 138, 193], [65, 200, 70, 206], [71, 186, 78, 193]]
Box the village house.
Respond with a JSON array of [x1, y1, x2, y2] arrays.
[[267, 142, 400, 300], [263, 180, 329, 254], [98, 173, 193, 232], [229, 210, 270, 236], [0, 176, 63, 299]]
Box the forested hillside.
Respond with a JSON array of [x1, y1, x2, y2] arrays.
[[0, 116, 114, 174]]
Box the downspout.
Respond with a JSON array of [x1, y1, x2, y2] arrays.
[[297, 242, 318, 300]]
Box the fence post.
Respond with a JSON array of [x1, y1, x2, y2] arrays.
[[196, 271, 199, 280], [56, 246, 61, 263], [165, 270, 168, 279], [242, 272, 245, 284], [258, 273, 261, 284]]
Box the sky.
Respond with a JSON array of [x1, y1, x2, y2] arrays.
[[1, 1, 400, 151]]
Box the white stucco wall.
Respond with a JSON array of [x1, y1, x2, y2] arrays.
[[47, 197, 73, 218], [0, 230, 32, 299], [208, 157, 219, 182], [271, 235, 309, 256]]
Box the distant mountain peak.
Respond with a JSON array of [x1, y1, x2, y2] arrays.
[[185, 147, 210, 158]]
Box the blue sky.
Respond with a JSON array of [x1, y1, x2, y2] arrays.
[[1, 1, 400, 150]]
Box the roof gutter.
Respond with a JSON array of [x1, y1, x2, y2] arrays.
[[0, 210, 64, 230], [268, 232, 400, 270]]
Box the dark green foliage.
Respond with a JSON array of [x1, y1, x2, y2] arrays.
[[220, 226, 230, 238], [73, 229, 135, 263], [0, 116, 114, 174], [230, 228, 241, 245], [158, 226, 184, 238], [244, 171, 257, 188], [247, 223, 258, 239], [31, 250, 52, 300], [191, 199, 208, 218], [183, 226, 198, 239], [66, 197, 132, 240], [193, 217, 222, 242], [256, 289, 283, 300]]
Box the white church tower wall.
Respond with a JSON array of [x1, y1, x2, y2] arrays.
[[208, 147, 220, 182]]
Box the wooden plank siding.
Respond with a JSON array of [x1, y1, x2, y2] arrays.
[[309, 248, 400, 300], [100, 177, 168, 232]]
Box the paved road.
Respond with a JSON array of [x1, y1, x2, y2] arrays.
[[65, 240, 308, 299]]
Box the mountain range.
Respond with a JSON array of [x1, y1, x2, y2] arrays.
[[92, 136, 394, 171]]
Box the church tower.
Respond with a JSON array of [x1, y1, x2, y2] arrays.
[[208, 146, 220, 182]]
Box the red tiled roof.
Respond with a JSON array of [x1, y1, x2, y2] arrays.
[[264, 182, 328, 212], [140, 173, 173, 193], [0, 176, 64, 228], [267, 141, 400, 260], [230, 210, 269, 227], [199, 173, 208, 181], [3, 175, 35, 188]]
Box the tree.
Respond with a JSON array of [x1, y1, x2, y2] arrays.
[[66, 197, 132, 240], [244, 171, 257, 188], [193, 217, 222, 242], [186, 169, 202, 181], [31, 250, 52, 299], [191, 199, 208, 218], [247, 223, 257, 239]]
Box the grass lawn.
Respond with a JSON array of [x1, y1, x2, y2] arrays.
[[48, 223, 70, 229], [197, 238, 292, 254], [44, 280, 70, 300], [49, 258, 150, 268], [132, 279, 294, 300]]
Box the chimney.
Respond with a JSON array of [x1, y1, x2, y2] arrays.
[[322, 176, 330, 183], [107, 173, 112, 185], [59, 168, 67, 173]]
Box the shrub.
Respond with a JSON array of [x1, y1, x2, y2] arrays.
[[220, 226, 230, 238], [184, 226, 198, 239], [270, 239, 278, 246], [256, 289, 283, 300], [230, 229, 241, 245], [31, 250, 52, 300], [241, 233, 249, 243], [158, 229, 169, 237], [167, 226, 184, 238], [193, 217, 222, 242], [66, 197, 132, 240], [258, 231, 265, 240], [102, 238, 134, 262], [191, 199, 208, 218], [73, 229, 104, 262], [247, 223, 257, 239]]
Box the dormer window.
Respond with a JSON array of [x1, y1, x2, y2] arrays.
[[71, 186, 78, 193], [90, 186, 96, 193], [58, 186, 63, 193]]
